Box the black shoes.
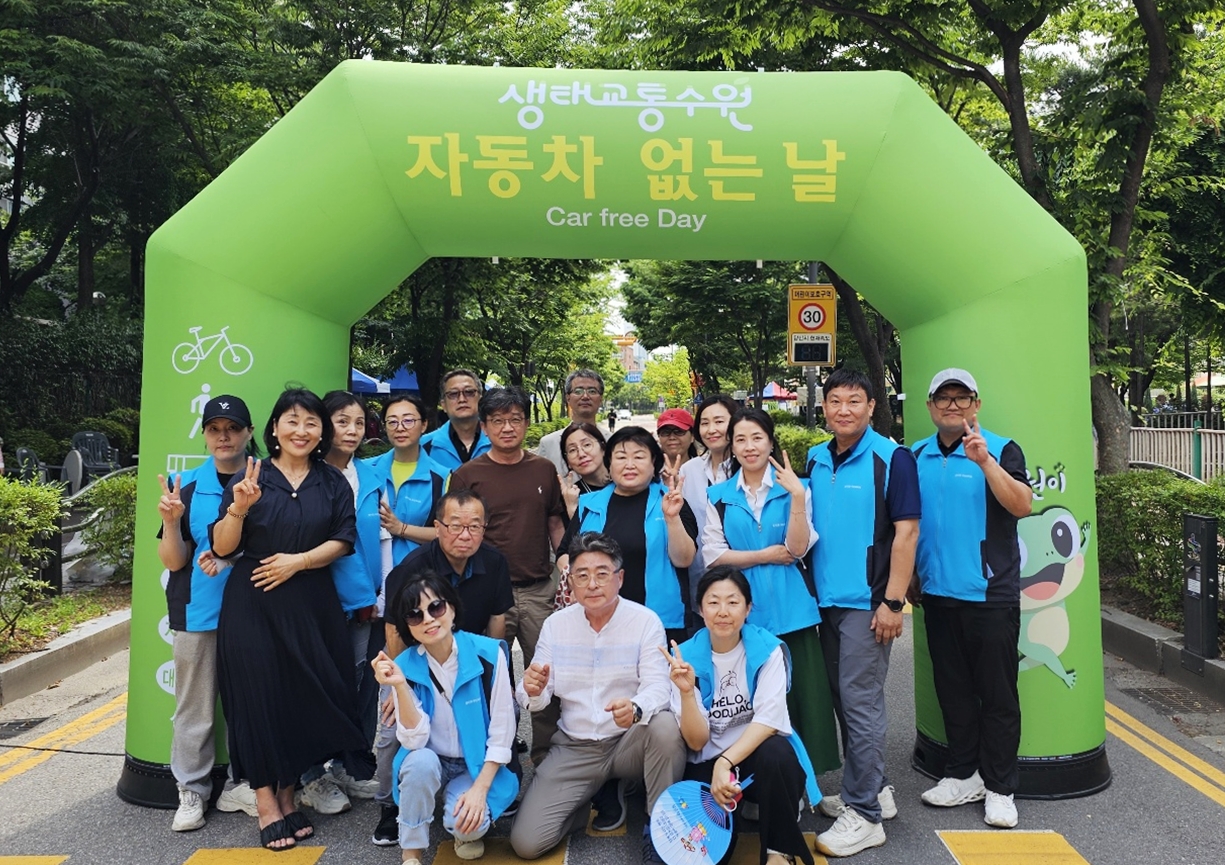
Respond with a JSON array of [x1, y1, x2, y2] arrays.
[[591, 778, 627, 832], [371, 803, 398, 846]]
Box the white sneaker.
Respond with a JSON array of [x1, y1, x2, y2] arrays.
[[984, 791, 1018, 828], [817, 786, 897, 820], [299, 775, 351, 814], [171, 789, 206, 832], [329, 762, 379, 799], [921, 771, 986, 807], [816, 808, 886, 857], [454, 839, 485, 859], [216, 781, 259, 817]]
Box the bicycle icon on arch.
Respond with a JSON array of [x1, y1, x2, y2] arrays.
[[172, 326, 255, 375]]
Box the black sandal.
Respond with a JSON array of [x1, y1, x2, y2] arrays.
[[259, 818, 296, 851], [283, 810, 314, 840]]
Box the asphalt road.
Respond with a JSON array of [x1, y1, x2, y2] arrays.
[[2, 622, 1224, 864]]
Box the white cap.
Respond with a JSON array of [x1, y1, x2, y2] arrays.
[[928, 368, 979, 397]]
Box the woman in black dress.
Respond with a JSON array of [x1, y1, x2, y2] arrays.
[[210, 388, 368, 851]]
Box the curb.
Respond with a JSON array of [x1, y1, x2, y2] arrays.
[[0, 608, 131, 707], [1101, 605, 1225, 704]]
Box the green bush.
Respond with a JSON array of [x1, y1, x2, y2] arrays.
[[104, 407, 141, 452], [9, 428, 70, 465], [526, 418, 569, 449], [1096, 470, 1225, 631], [0, 477, 65, 640], [776, 426, 833, 471], [81, 471, 138, 582], [358, 440, 392, 459], [769, 409, 804, 427]]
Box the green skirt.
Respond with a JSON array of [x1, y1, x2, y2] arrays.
[[782, 626, 842, 775]]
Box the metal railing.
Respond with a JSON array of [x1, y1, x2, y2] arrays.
[[1143, 410, 1225, 430], [1129, 427, 1225, 481]]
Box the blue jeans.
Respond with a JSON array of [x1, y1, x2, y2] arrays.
[[398, 749, 491, 850]]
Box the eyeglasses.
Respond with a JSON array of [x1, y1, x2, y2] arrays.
[[570, 568, 616, 587], [657, 427, 688, 438], [565, 439, 598, 457], [386, 417, 421, 429], [405, 598, 448, 626], [444, 388, 480, 401], [487, 415, 526, 428], [569, 387, 603, 397], [932, 394, 976, 409], [440, 523, 486, 537]]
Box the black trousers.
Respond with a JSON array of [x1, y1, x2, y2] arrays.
[[684, 735, 814, 865], [923, 602, 1021, 795]]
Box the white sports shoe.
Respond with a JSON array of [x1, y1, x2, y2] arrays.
[[454, 839, 485, 859], [216, 781, 259, 817], [816, 808, 886, 857], [984, 791, 1018, 828], [299, 775, 351, 814], [329, 762, 379, 799], [817, 785, 897, 820], [171, 789, 206, 832], [921, 771, 987, 807]]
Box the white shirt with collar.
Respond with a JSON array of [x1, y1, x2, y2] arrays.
[[701, 465, 818, 562], [516, 597, 672, 741]]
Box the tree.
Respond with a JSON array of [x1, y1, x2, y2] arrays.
[[642, 348, 695, 409]]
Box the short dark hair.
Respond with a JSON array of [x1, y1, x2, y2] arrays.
[[323, 390, 363, 416], [263, 388, 331, 459], [560, 422, 607, 471], [565, 369, 605, 394], [441, 369, 483, 393], [383, 392, 429, 428], [478, 386, 531, 422], [434, 488, 485, 523], [693, 394, 741, 450], [823, 368, 874, 402], [567, 531, 624, 571], [604, 425, 665, 478], [697, 564, 753, 607], [727, 407, 783, 477], [390, 570, 464, 647]]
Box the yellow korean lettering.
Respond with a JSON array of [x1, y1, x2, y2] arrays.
[[474, 135, 534, 199]]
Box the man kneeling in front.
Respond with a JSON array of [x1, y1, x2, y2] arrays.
[[510, 532, 684, 863]]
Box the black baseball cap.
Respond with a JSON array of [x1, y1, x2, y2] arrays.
[[202, 395, 252, 427]]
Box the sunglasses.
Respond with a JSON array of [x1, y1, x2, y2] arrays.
[[406, 598, 448, 626]]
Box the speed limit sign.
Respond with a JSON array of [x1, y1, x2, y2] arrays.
[[798, 303, 825, 331]]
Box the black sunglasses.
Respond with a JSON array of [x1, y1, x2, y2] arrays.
[[406, 598, 449, 627]]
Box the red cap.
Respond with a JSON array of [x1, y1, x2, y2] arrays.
[[656, 408, 695, 431]]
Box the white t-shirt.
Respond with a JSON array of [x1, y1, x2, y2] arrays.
[[671, 642, 792, 764]]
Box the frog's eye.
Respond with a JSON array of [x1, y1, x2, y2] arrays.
[[1051, 514, 1079, 559], [1018, 535, 1028, 572]]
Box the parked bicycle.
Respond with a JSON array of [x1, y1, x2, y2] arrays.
[[171, 326, 254, 375]]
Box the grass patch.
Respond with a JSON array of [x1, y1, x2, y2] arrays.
[[0, 584, 131, 662]]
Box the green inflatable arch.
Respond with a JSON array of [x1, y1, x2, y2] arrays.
[[119, 62, 1109, 805]]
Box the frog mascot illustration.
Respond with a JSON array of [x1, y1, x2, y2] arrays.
[[1017, 506, 1089, 688]]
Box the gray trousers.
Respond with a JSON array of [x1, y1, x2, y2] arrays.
[[819, 607, 891, 823], [509, 713, 685, 860], [171, 629, 218, 797]]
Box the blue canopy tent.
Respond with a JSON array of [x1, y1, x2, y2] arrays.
[[382, 365, 420, 393], [350, 367, 389, 394]]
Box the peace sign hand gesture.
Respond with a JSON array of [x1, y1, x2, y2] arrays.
[[769, 449, 804, 497], [231, 457, 262, 512], [157, 474, 185, 523], [962, 419, 990, 466], [658, 640, 696, 694], [661, 454, 685, 519]]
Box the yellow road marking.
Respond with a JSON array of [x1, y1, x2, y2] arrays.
[[939, 830, 1089, 864], [433, 837, 566, 863], [0, 858, 70, 864], [726, 832, 825, 864], [1106, 717, 1225, 809], [0, 694, 126, 786], [585, 809, 627, 837], [1106, 701, 1225, 790], [184, 849, 324, 864]]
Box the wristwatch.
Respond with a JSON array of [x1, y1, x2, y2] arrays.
[[631, 702, 643, 724], [883, 597, 905, 613]]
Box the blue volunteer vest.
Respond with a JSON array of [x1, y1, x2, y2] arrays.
[[167, 457, 233, 632], [364, 449, 449, 565], [706, 471, 820, 635], [681, 624, 821, 807], [421, 421, 491, 472], [912, 428, 1020, 604], [806, 427, 902, 610], [390, 631, 519, 817], [576, 482, 686, 629], [330, 457, 382, 613]]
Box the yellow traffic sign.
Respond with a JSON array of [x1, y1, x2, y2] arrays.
[[788, 283, 836, 366]]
